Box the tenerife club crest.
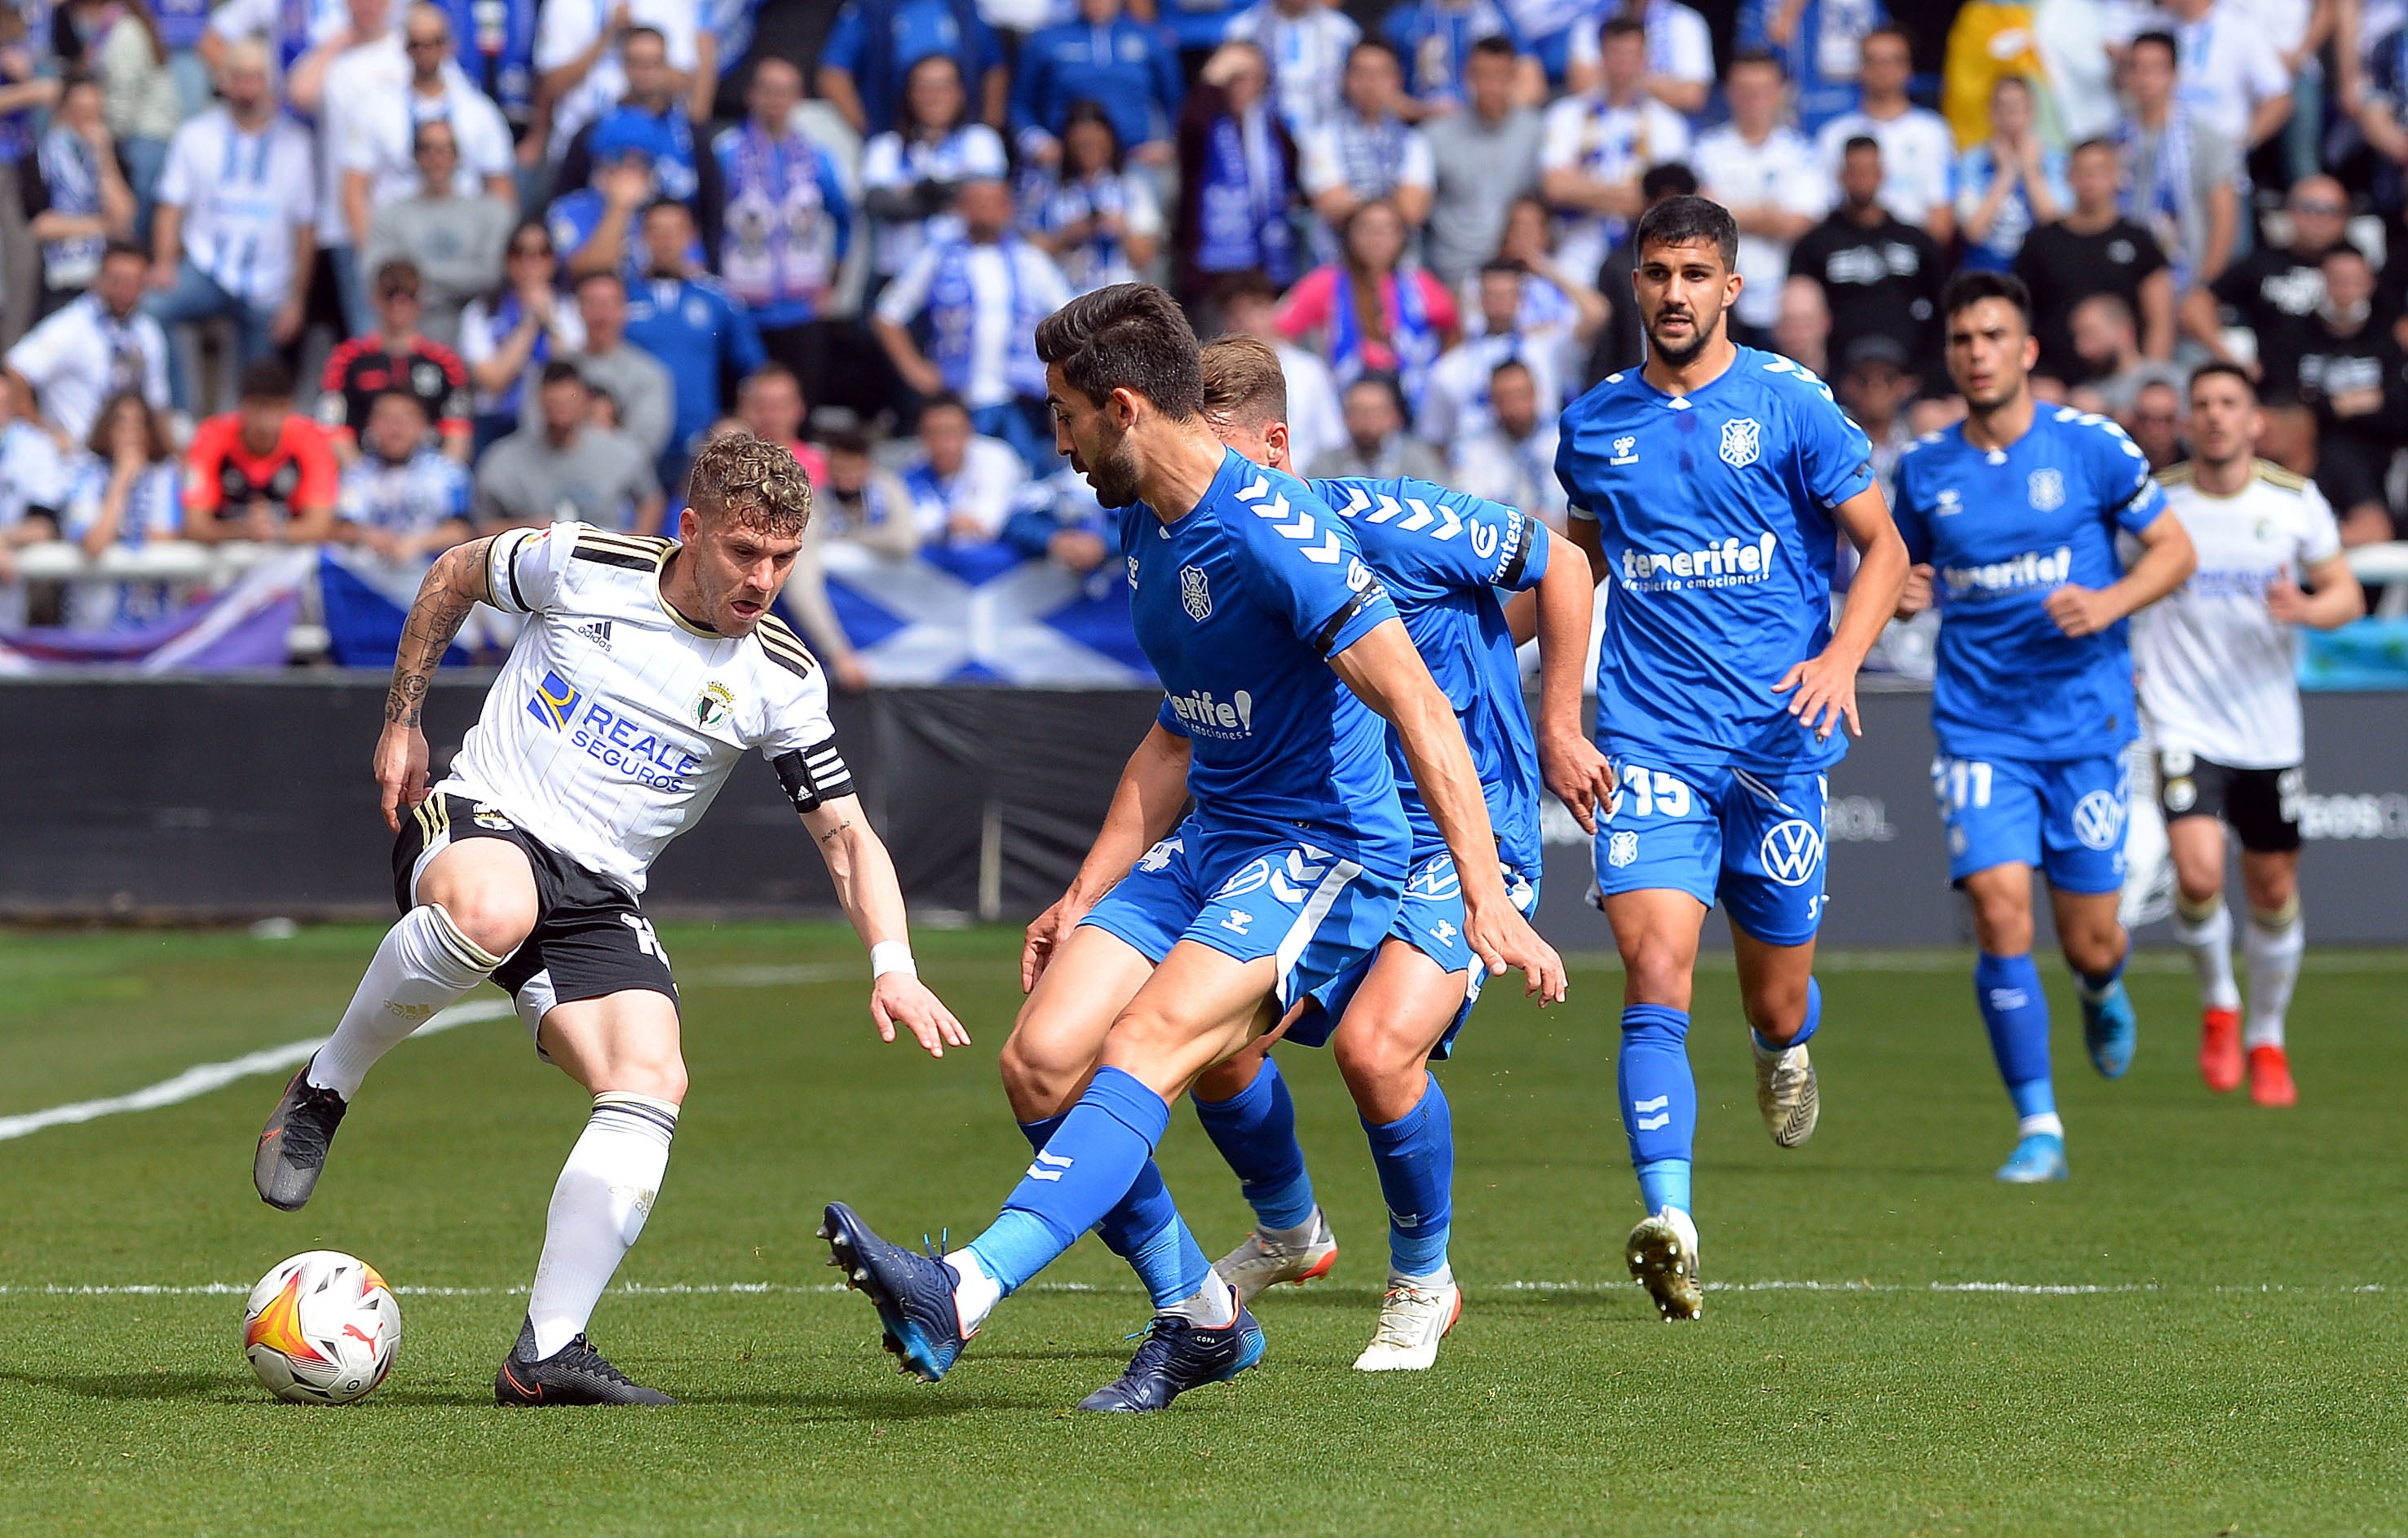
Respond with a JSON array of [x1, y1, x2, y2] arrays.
[[1719, 418, 1761, 469], [1180, 563, 1212, 622], [2028, 468, 2066, 512]]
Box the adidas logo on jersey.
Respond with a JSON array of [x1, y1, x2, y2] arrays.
[[576, 620, 613, 650], [1620, 532, 1778, 591], [1941, 546, 2073, 598]]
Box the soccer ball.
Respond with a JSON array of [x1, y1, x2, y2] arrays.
[[241, 1250, 402, 1404]]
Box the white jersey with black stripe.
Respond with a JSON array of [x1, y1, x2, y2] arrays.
[[435, 523, 855, 895]]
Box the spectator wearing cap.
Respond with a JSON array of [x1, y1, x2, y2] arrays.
[[1539, 16, 1690, 285], [1737, 0, 1888, 139], [7, 243, 167, 446], [457, 219, 584, 456], [1418, 259, 1560, 450], [1418, 34, 1544, 288], [1010, 0, 1182, 170], [554, 270, 673, 462], [1835, 334, 1914, 497], [1787, 136, 1945, 386], [625, 198, 767, 491], [896, 391, 1026, 544], [1693, 50, 1828, 347], [183, 359, 340, 545], [1381, 0, 1541, 115], [550, 108, 682, 283], [1224, 0, 1361, 141], [1299, 40, 1434, 255], [873, 175, 1071, 471], [360, 118, 515, 349], [1451, 356, 1565, 527], [819, 0, 1006, 139], [710, 57, 852, 401], [2014, 138, 2173, 389], [2116, 29, 2238, 296], [1173, 42, 1301, 299], [1214, 270, 1343, 470], [144, 39, 317, 411], [555, 26, 715, 215], [1952, 76, 2066, 276], [538, 3, 699, 165], [859, 54, 1010, 288], [1568, 0, 1714, 118], [1814, 27, 1954, 244], [476, 360, 664, 533], [319, 259, 473, 464], [1306, 372, 1444, 480], [343, 4, 517, 260]]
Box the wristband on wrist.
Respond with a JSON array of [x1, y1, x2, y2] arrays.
[[870, 940, 917, 979]]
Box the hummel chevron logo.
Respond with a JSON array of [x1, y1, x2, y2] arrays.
[[1236, 476, 1269, 502], [1268, 844, 1332, 904], [1239, 475, 1344, 562], [1337, 487, 1371, 517], [1025, 1151, 1075, 1182], [1633, 1094, 1672, 1132], [1368, 493, 1406, 523]]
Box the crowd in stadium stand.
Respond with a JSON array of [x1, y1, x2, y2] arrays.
[[0, 0, 2401, 666]]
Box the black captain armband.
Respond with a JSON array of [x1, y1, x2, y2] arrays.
[[774, 737, 856, 813]]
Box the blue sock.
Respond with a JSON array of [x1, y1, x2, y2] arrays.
[[1191, 1057, 1317, 1232], [1974, 952, 2056, 1120], [1618, 1004, 1696, 1216], [1750, 977, 1823, 1053], [1018, 1113, 1210, 1309], [2078, 935, 2130, 997], [970, 1067, 1171, 1295], [1362, 1072, 1454, 1277]]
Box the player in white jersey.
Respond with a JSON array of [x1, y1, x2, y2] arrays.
[[251, 435, 967, 1405], [2139, 364, 2364, 1107]]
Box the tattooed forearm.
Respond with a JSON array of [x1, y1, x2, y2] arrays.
[[384, 539, 496, 727]]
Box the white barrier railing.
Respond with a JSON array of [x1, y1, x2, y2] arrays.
[[2347, 542, 2408, 619], [7, 540, 301, 583]]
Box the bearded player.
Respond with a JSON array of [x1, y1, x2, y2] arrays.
[[1555, 194, 1911, 1321], [1893, 272, 2195, 1181], [251, 435, 967, 1405], [2141, 364, 2362, 1106]]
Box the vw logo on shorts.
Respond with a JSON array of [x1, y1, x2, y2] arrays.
[[1407, 854, 1460, 899], [1213, 857, 1273, 899], [2072, 790, 2126, 851], [1759, 819, 1824, 886]]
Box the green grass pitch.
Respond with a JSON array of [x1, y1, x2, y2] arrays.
[[2, 922, 2404, 1536]]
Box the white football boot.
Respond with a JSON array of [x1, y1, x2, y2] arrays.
[[1213, 1208, 1339, 1306], [1754, 1036, 1820, 1148], [1624, 1207, 1703, 1321], [1352, 1275, 1463, 1372]]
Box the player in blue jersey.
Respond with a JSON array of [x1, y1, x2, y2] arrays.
[[1555, 195, 1911, 1322], [820, 285, 1565, 1409], [1891, 272, 2196, 1182], [1045, 334, 1598, 1372]]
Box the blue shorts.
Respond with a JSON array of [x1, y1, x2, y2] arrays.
[[1589, 758, 1829, 947], [1932, 751, 2128, 894], [1288, 847, 1542, 1062], [1080, 818, 1404, 1010]]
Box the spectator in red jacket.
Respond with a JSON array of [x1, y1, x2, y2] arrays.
[[317, 260, 473, 465], [184, 360, 340, 544]]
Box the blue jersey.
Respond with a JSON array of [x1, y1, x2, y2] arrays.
[[1556, 345, 1876, 775], [1892, 407, 2167, 764], [624, 275, 767, 461], [1315, 477, 1549, 875], [1131, 449, 1406, 859]]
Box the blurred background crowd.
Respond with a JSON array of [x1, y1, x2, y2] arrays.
[[1, 0, 2404, 679]]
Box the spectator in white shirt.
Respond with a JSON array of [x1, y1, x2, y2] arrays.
[[1569, 0, 1714, 117], [345, 4, 517, 259], [1540, 15, 1690, 283], [536, 0, 698, 162], [898, 391, 1027, 543], [0, 371, 68, 626], [290, 0, 409, 341], [873, 175, 1072, 471], [1419, 259, 1562, 449], [1213, 268, 1345, 473], [2145, 0, 2296, 156], [1692, 49, 1830, 344], [143, 39, 316, 412], [859, 54, 1011, 284], [1300, 39, 1435, 249], [1452, 356, 1565, 528], [1224, 0, 1362, 140], [1814, 26, 1955, 243], [6, 241, 170, 444]]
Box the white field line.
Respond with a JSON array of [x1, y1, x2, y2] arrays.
[[0, 1279, 2388, 1299], [0, 966, 855, 1146]]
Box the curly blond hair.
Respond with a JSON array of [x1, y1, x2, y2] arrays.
[[687, 431, 812, 535]]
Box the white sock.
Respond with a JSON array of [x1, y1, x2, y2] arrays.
[[2243, 904, 2305, 1050], [1259, 1209, 1320, 1249], [1391, 1261, 1455, 1290], [525, 1092, 678, 1359], [1160, 1271, 1238, 1329], [307, 904, 502, 1098], [2172, 896, 2241, 1012], [2018, 1112, 2066, 1139], [943, 1249, 1002, 1334]]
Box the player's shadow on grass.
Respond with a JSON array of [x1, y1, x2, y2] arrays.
[[691, 1386, 1070, 1417], [0, 1368, 252, 1403]]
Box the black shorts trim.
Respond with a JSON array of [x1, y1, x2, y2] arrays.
[[391, 791, 678, 1014], [2156, 751, 2304, 854]]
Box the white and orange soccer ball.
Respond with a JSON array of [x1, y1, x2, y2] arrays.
[[241, 1250, 402, 1404]]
